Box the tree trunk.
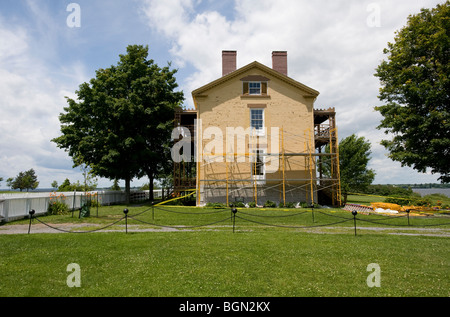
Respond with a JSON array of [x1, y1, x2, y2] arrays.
[[148, 174, 154, 202], [125, 175, 131, 204], [343, 192, 348, 205]]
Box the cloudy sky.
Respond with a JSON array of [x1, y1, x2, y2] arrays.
[[0, 0, 445, 189]]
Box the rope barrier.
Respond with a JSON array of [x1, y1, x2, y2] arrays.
[[33, 216, 126, 233], [127, 215, 233, 229], [238, 210, 309, 218], [25, 206, 450, 235], [153, 205, 227, 215], [235, 214, 353, 229]]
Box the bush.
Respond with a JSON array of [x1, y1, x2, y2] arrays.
[[248, 201, 256, 208], [230, 201, 245, 208], [384, 195, 414, 206], [205, 202, 227, 209], [278, 202, 296, 208], [47, 201, 69, 215], [413, 197, 433, 207], [86, 199, 100, 208], [385, 195, 433, 207], [263, 200, 277, 208]]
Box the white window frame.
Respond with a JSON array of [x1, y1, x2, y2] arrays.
[[250, 108, 265, 136], [251, 148, 266, 183], [249, 82, 261, 95]]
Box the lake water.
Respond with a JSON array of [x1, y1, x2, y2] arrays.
[[412, 188, 450, 198]]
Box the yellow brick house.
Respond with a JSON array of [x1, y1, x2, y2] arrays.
[[173, 51, 341, 207]]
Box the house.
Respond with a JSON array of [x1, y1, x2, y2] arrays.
[[173, 51, 341, 207]]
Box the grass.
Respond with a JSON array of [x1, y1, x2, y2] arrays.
[[0, 203, 449, 297], [347, 194, 386, 205]]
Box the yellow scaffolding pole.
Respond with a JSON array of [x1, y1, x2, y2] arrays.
[[335, 127, 342, 206], [282, 127, 286, 206], [226, 158, 229, 206], [308, 128, 314, 205], [251, 133, 257, 205], [329, 127, 335, 206]]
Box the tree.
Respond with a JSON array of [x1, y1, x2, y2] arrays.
[[11, 169, 39, 192], [110, 179, 121, 191], [51, 180, 58, 189], [6, 178, 13, 190], [0, 177, 3, 187], [374, 2, 450, 183], [53, 45, 184, 203], [57, 178, 93, 192], [323, 135, 376, 204]]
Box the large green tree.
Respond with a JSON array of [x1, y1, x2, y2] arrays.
[[53, 45, 184, 202], [374, 2, 449, 183], [323, 134, 376, 204]]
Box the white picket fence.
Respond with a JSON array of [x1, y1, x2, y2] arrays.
[[0, 190, 162, 223]]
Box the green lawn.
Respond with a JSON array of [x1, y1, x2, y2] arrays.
[[346, 194, 386, 205], [0, 204, 449, 297]]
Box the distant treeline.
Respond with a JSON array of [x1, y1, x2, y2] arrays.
[[389, 183, 450, 189], [360, 184, 415, 197], [360, 183, 449, 196], [359, 184, 449, 207]]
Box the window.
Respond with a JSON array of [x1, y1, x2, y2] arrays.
[[250, 109, 264, 135], [249, 82, 261, 95], [252, 149, 266, 182], [243, 81, 268, 95]]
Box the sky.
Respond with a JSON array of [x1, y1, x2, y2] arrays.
[[0, 0, 446, 189]]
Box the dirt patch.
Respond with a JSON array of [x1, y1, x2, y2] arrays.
[[1, 222, 449, 236], [0, 222, 189, 234]]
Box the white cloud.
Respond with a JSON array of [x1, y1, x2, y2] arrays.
[[141, 0, 445, 184], [0, 16, 89, 188]]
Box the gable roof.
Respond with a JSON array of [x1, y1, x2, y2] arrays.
[[191, 61, 320, 99]]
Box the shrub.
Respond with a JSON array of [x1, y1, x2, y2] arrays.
[[248, 201, 256, 208], [47, 200, 69, 215], [263, 200, 277, 208], [285, 202, 296, 208], [48, 192, 70, 215], [299, 202, 309, 208], [230, 201, 245, 208], [278, 202, 295, 208], [385, 195, 433, 207], [205, 202, 227, 209]]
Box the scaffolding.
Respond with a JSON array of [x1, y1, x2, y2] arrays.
[[173, 109, 197, 198], [173, 107, 342, 207]]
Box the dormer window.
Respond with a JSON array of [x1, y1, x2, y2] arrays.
[[249, 82, 261, 95], [241, 75, 270, 96]]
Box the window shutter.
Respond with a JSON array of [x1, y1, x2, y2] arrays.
[[261, 82, 267, 95], [243, 82, 249, 95]]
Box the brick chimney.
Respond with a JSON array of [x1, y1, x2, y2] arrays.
[[222, 50, 237, 76], [272, 51, 288, 76]]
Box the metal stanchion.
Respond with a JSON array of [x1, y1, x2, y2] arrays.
[[123, 208, 129, 234], [352, 210, 358, 236], [232, 208, 238, 233], [28, 209, 35, 234]]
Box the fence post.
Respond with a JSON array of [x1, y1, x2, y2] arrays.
[[28, 209, 35, 234], [123, 209, 129, 234], [232, 208, 238, 233], [352, 210, 358, 236]]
